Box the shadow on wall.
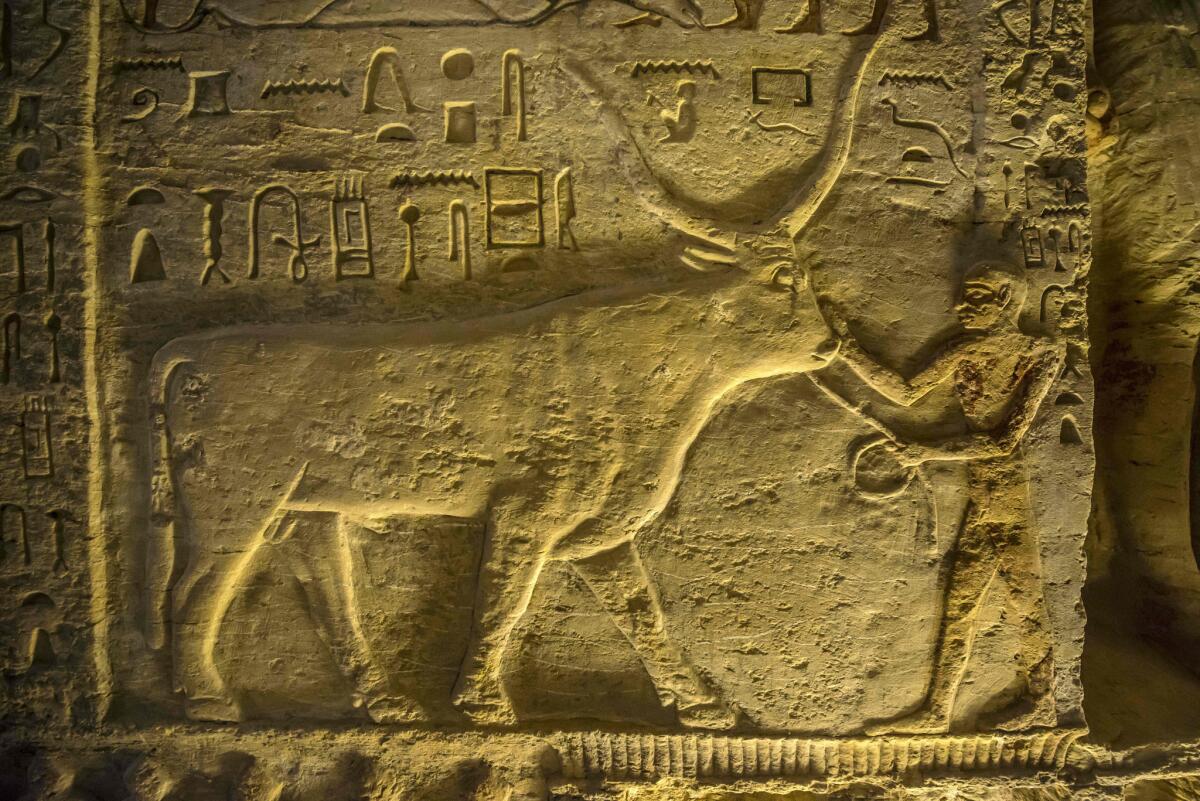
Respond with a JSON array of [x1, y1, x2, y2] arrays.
[[1083, 0, 1200, 749]]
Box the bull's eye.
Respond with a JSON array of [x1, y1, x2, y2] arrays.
[[769, 263, 805, 292]]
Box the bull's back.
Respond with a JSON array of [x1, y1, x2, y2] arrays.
[[152, 292, 726, 538], [158, 324, 589, 515]]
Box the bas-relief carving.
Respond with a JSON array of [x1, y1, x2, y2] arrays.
[[0, 0, 90, 734], [1, 732, 1114, 801], [150, 265, 840, 726], [92, 0, 1091, 748]]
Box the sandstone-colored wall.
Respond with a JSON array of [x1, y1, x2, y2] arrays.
[[2, 0, 1198, 799], [1082, 0, 1200, 749]]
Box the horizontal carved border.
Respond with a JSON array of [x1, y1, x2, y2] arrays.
[[558, 730, 1086, 781]]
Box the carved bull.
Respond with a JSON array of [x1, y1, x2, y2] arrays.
[[133, 0, 909, 728], [149, 231, 840, 727]]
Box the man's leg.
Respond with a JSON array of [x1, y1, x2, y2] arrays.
[[868, 502, 1001, 734]]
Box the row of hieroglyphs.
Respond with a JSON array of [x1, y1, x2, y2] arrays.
[[1, 501, 69, 571], [113, 47, 976, 151], [109, 79, 1094, 290], [0, 93, 66, 508], [0, 0, 83, 691], [114, 45, 775, 148], [109, 0, 951, 148], [3, 82, 64, 411], [0, 205, 69, 675], [107, 0, 1073, 148], [126, 169, 577, 286], [1023, 211, 1086, 273], [0, 214, 63, 385], [115, 46, 531, 146], [991, 0, 1090, 460], [107, 0, 1076, 149]]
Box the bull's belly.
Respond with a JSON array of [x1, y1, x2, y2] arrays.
[[157, 328, 652, 513], [153, 326, 940, 731]]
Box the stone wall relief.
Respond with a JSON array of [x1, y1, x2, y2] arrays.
[[111, 176, 508, 288], [146, 232, 843, 725], [0, 0, 89, 727], [83, 0, 1094, 763], [101, 1, 965, 295], [108, 38, 579, 289], [1, 85, 66, 417]]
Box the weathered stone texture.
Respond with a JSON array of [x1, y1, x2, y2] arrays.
[[15, 0, 1199, 799], [0, 0, 95, 735]]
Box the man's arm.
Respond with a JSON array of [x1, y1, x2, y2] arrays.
[[898, 347, 1063, 464], [834, 323, 972, 407]]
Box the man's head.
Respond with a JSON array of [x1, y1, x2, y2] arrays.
[[955, 263, 1027, 331]]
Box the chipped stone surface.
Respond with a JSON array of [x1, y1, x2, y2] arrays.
[[12, 0, 1185, 798], [91, 0, 1093, 735]]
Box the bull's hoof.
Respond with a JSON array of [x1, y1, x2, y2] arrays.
[[677, 699, 740, 730], [863, 708, 949, 736]]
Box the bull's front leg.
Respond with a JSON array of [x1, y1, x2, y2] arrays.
[[567, 533, 738, 728], [503, 486, 735, 729]]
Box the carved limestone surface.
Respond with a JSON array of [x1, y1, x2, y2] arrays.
[[0, 0, 1100, 796], [87, 0, 1095, 742], [0, 0, 93, 736]]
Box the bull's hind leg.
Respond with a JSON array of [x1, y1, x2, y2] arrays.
[[570, 539, 737, 728]]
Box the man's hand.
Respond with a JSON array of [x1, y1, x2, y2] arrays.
[[822, 304, 852, 340], [893, 443, 929, 467], [853, 438, 918, 496]]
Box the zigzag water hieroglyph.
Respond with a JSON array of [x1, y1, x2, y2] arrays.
[[621, 59, 721, 79], [260, 78, 350, 99], [879, 70, 955, 90], [390, 170, 481, 189], [114, 56, 185, 73]]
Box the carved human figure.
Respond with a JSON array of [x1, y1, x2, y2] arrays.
[[814, 262, 1062, 732]]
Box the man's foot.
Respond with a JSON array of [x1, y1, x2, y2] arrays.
[[451, 677, 519, 727]]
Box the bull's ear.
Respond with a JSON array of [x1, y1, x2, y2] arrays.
[[768, 263, 805, 292]]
